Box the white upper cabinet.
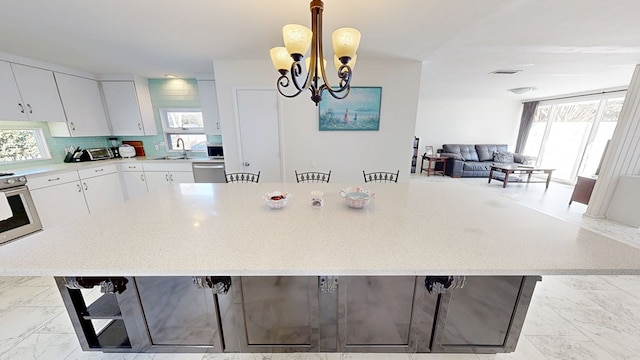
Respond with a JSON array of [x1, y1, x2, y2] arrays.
[[0, 61, 28, 121], [49, 73, 110, 137], [101, 80, 157, 136], [197, 80, 222, 135], [10, 63, 66, 122]]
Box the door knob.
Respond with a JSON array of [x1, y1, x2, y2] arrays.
[[243, 162, 250, 167]]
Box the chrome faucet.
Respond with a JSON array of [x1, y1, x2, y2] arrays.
[[176, 138, 187, 158]]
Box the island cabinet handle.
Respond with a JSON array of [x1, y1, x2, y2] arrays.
[[94, 168, 104, 173], [76, 184, 81, 192], [319, 276, 339, 294], [47, 177, 60, 182]]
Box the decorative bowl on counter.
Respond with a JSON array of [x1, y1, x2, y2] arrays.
[[340, 187, 374, 209], [264, 191, 291, 209]]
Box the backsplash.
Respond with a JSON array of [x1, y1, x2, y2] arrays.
[[0, 78, 222, 171]]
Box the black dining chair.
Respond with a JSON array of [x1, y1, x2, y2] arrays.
[[295, 170, 331, 183], [225, 171, 260, 183], [363, 170, 399, 183]]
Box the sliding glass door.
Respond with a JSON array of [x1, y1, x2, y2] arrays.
[[523, 95, 624, 184]]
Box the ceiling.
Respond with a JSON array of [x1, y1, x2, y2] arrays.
[[1, 0, 639, 100]]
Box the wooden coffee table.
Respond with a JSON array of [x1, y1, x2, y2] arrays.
[[488, 164, 555, 189], [420, 155, 448, 176]]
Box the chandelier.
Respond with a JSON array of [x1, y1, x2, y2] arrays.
[[269, 0, 361, 106]]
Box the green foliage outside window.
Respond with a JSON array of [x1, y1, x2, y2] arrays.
[[0, 129, 46, 162]]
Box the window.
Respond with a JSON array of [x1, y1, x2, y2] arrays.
[[523, 94, 624, 183], [0, 128, 51, 163], [159, 108, 207, 152]]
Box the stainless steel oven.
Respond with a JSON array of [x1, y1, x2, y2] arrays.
[[0, 175, 42, 245]]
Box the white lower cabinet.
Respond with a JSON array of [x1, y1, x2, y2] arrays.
[[29, 164, 124, 229], [79, 166, 124, 214], [29, 172, 89, 229], [142, 162, 194, 193], [118, 163, 148, 200]]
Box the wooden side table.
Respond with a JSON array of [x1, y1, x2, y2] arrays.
[[420, 155, 448, 176]]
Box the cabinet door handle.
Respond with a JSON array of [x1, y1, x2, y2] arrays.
[[138, 123, 142, 130], [170, 174, 174, 182], [76, 184, 82, 192], [70, 122, 76, 131], [94, 168, 104, 173], [140, 174, 145, 181], [83, 182, 88, 191], [26, 104, 33, 114], [18, 103, 25, 113], [216, 122, 220, 130], [47, 177, 60, 182], [165, 174, 169, 182], [128, 166, 136, 169]]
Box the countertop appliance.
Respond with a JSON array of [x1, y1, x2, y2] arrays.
[[193, 161, 226, 183], [81, 148, 114, 161], [119, 145, 136, 158], [207, 145, 224, 159], [0, 174, 42, 245]]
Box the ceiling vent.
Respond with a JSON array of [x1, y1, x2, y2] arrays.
[[490, 70, 522, 75]]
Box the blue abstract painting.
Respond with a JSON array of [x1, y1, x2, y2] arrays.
[[319, 87, 382, 131]]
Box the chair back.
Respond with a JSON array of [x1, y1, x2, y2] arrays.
[[225, 171, 260, 183], [363, 170, 399, 183], [295, 170, 331, 183]]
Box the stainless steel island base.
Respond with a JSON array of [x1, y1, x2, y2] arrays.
[[56, 275, 540, 355]]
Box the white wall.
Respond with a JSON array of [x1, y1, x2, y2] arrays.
[[214, 59, 422, 183], [414, 97, 523, 153]]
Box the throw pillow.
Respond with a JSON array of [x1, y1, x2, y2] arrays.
[[493, 151, 514, 163]]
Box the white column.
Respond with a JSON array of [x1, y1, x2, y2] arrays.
[[586, 64, 640, 218]]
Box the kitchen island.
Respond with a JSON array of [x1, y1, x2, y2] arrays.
[[1, 182, 640, 354]]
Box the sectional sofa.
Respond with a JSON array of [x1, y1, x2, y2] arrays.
[[440, 144, 527, 178]]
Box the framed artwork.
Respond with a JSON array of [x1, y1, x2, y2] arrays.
[[319, 87, 382, 131], [425, 146, 434, 156]]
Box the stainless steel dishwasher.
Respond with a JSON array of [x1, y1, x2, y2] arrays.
[[192, 161, 226, 183]]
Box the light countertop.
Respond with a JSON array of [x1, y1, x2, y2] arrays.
[[1, 182, 640, 277]]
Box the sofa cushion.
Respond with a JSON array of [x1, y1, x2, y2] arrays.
[[513, 153, 526, 164], [476, 144, 508, 161], [440, 152, 465, 161], [443, 144, 479, 161], [493, 151, 515, 163], [463, 161, 493, 171]]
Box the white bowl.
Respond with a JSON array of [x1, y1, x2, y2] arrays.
[[264, 191, 290, 209], [340, 187, 374, 209]]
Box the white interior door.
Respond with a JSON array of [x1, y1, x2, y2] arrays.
[[235, 89, 282, 182]]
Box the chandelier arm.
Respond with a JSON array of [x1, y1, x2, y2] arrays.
[[276, 73, 305, 98], [316, 8, 351, 102], [289, 61, 312, 92]]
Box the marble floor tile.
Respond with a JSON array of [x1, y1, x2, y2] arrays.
[[201, 354, 271, 360], [0, 306, 62, 355], [600, 275, 640, 299], [554, 306, 640, 360], [64, 348, 139, 359], [342, 353, 411, 360], [476, 336, 546, 360], [555, 276, 620, 291], [0, 286, 50, 314], [578, 289, 640, 324], [520, 304, 584, 337], [411, 354, 480, 359], [35, 311, 76, 334], [529, 279, 600, 309], [527, 335, 617, 360], [1, 332, 77, 359]]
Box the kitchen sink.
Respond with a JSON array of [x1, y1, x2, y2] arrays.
[[150, 156, 188, 160]]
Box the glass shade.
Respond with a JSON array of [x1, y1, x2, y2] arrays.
[[305, 57, 327, 72], [332, 28, 361, 59], [283, 24, 312, 56], [334, 54, 357, 72], [270, 47, 292, 71]]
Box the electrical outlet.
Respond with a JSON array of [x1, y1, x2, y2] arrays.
[[155, 144, 160, 151]]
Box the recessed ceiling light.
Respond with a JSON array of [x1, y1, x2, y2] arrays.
[[508, 87, 537, 94], [490, 70, 522, 75], [164, 74, 178, 78]]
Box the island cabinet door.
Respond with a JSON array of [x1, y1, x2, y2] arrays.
[[134, 277, 223, 350], [336, 276, 437, 353], [217, 276, 320, 352], [429, 276, 540, 354]]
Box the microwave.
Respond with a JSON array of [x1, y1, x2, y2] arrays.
[[207, 145, 224, 158]]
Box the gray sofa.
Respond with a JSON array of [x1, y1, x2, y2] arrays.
[[441, 144, 526, 178]]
